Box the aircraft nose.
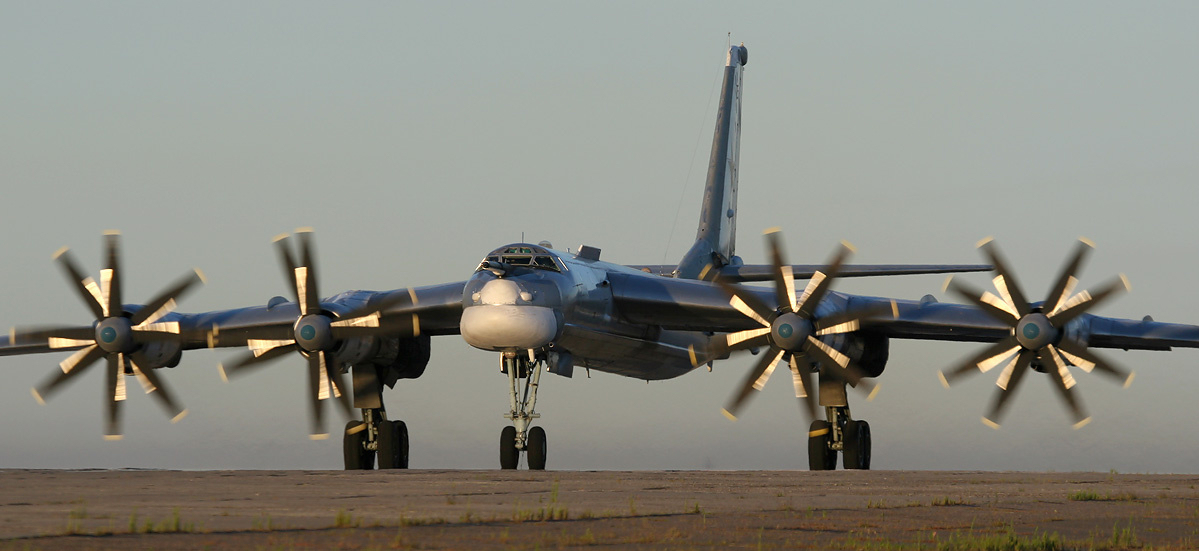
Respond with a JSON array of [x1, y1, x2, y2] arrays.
[[461, 279, 562, 351]]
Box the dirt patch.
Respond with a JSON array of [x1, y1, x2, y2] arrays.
[[2, 469, 1198, 549]]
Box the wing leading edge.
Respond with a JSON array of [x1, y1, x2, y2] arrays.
[[629, 263, 992, 281]]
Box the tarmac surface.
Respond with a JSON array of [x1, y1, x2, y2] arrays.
[[1, 469, 1198, 550]]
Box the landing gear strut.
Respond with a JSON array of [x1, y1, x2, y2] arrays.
[[499, 351, 548, 470], [807, 405, 871, 470], [343, 407, 409, 470]]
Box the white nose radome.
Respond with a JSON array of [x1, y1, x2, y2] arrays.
[[461, 305, 559, 352]]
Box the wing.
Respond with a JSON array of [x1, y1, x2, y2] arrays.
[[609, 271, 1199, 350], [627, 263, 991, 281], [174, 281, 466, 350]]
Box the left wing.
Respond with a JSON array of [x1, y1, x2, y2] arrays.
[[613, 234, 1199, 426], [628, 262, 991, 281]]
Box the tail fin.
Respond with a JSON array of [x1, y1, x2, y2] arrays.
[[676, 43, 748, 280]]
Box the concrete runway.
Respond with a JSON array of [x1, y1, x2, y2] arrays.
[[2, 469, 1198, 549]]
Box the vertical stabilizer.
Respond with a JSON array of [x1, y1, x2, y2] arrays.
[[676, 43, 747, 280]]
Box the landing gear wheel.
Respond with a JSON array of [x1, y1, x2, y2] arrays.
[[377, 420, 410, 469], [842, 419, 871, 470], [343, 421, 375, 470], [807, 420, 837, 471], [500, 426, 519, 470], [526, 426, 547, 471]]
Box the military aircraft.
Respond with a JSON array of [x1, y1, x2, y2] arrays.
[[4, 44, 1199, 471]]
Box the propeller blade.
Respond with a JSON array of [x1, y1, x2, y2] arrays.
[[982, 349, 1034, 428], [53, 248, 105, 319], [325, 351, 354, 420], [337, 288, 417, 325], [796, 240, 853, 318], [104, 354, 124, 440], [102, 231, 122, 319], [1044, 239, 1093, 315], [1046, 275, 1131, 327], [944, 277, 1019, 325], [718, 281, 776, 326], [129, 356, 187, 422], [814, 300, 898, 336], [296, 229, 320, 317], [795, 242, 853, 318], [32, 345, 105, 404], [130, 269, 207, 326], [12, 325, 95, 345], [802, 335, 871, 388], [1055, 339, 1135, 387], [977, 238, 1031, 318], [307, 352, 329, 438], [721, 348, 783, 421], [218, 343, 298, 381], [938, 336, 1021, 388], [788, 355, 818, 421], [273, 233, 301, 306], [330, 311, 421, 339], [765, 229, 797, 313], [725, 328, 772, 351], [1044, 348, 1090, 427]]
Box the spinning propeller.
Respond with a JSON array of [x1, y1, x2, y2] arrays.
[[14, 231, 204, 439], [708, 229, 895, 421], [940, 238, 1134, 429], [217, 229, 418, 439]]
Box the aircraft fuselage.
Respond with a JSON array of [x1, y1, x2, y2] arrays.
[[460, 244, 701, 381]]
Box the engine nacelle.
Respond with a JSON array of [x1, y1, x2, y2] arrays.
[[137, 340, 184, 369], [331, 333, 432, 388], [368, 334, 432, 388], [844, 331, 889, 379]]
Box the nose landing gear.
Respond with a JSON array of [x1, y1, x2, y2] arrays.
[[499, 351, 548, 470]]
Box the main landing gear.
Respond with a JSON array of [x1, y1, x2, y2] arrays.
[[343, 407, 409, 470], [808, 405, 871, 470], [499, 350, 548, 470]]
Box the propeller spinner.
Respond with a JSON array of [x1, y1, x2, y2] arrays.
[[940, 238, 1134, 429], [14, 231, 203, 439], [707, 229, 895, 422]]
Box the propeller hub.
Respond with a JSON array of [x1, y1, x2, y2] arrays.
[[771, 313, 812, 352], [294, 315, 334, 352], [1015, 313, 1057, 350], [95, 317, 134, 354]]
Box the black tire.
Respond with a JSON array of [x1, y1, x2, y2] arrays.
[[842, 419, 871, 470], [807, 420, 837, 471], [378, 420, 410, 469], [343, 421, 374, 470], [526, 426, 547, 471], [500, 426, 519, 470]]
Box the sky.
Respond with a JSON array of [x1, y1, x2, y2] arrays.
[[2, 2, 1198, 472]]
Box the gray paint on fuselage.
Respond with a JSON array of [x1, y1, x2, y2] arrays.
[[462, 245, 703, 380]]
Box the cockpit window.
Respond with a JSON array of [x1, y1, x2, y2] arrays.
[[477, 245, 561, 273]]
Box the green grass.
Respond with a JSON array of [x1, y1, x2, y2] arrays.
[[333, 509, 360, 528], [1068, 490, 1138, 502], [938, 527, 1065, 551]]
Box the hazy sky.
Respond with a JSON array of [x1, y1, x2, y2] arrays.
[[2, 2, 1198, 471]]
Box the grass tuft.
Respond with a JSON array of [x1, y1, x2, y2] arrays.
[[333, 509, 360, 528], [1069, 490, 1138, 502]]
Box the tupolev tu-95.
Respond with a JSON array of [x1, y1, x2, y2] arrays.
[[4, 44, 1199, 471]]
